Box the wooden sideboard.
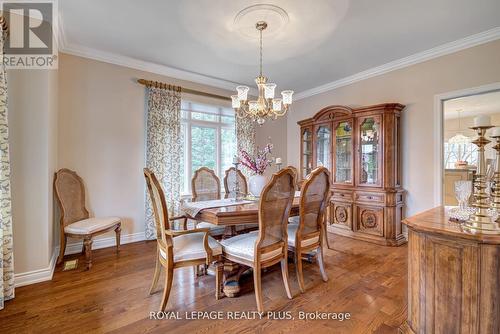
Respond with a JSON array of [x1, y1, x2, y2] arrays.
[[298, 103, 405, 246], [401, 206, 500, 334]]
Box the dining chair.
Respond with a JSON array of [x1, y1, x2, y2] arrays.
[[191, 167, 226, 237], [287, 166, 330, 293], [144, 168, 224, 311], [221, 168, 295, 312], [287, 165, 301, 225], [54, 168, 121, 270]]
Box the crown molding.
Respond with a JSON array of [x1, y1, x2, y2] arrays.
[[59, 42, 248, 93], [294, 27, 500, 101], [57, 10, 253, 94]]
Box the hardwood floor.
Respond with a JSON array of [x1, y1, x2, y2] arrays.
[[0, 235, 407, 334]]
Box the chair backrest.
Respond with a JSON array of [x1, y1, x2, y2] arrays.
[[144, 168, 172, 249], [54, 168, 90, 227], [255, 168, 295, 256], [297, 166, 330, 239], [192, 167, 221, 201], [224, 167, 248, 198], [286, 165, 300, 190]]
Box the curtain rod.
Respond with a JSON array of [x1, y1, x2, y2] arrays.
[[137, 79, 231, 101]]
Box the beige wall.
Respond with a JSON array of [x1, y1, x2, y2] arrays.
[[58, 53, 237, 244], [256, 115, 288, 178], [287, 40, 500, 216], [8, 68, 58, 274]]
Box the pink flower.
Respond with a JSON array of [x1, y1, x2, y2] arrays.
[[239, 143, 273, 175]]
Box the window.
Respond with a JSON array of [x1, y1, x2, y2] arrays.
[[180, 100, 236, 194], [444, 141, 478, 169]]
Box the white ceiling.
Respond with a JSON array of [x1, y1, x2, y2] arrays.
[[444, 90, 500, 120], [59, 0, 500, 95]]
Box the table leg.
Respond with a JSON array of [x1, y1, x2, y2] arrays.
[[223, 262, 250, 298]]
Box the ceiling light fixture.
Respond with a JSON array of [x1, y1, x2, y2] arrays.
[[448, 109, 471, 145], [231, 21, 293, 125]]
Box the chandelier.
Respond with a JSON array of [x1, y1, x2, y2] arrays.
[[231, 21, 293, 125], [448, 109, 471, 145]]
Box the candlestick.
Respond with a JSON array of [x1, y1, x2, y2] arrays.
[[275, 157, 283, 171], [464, 125, 500, 233], [231, 161, 242, 202], [473, 115, 491, 127], [490, 134, 500, 223]]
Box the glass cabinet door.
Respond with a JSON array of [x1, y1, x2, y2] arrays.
[[359, 117, 381, 185], [302, 128, 313, 178], [334, 121, 352, 184], [315, 125, 332, 170]]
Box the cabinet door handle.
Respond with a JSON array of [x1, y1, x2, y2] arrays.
[[367, 196, 373, 199]]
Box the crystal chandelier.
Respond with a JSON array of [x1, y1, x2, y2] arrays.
[[231, 21, 293, 125]]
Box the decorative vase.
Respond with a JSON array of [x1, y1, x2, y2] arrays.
[[249, 174, 268, 197]]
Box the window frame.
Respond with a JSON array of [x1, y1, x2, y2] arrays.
[[180, 101, 236, 195]]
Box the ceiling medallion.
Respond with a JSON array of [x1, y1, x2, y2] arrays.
[[231, 20, 293, 125]]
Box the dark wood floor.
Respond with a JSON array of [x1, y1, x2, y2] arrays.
[[0, 234, 407, 334]]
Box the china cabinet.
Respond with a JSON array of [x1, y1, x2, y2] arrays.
[[298, 104, 405, 246]]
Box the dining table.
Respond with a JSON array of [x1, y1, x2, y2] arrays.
[[181, 195, 301, 298]]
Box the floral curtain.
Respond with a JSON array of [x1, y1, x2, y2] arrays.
[[0, 24, 14, 311], [144, 87, 182, 240], [236, 116, 257, 178]]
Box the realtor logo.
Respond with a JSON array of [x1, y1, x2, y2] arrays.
[[1, 1, 58, 69]]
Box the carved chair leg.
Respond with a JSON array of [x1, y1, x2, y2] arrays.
[[215, 261, 224, 300], [281, 257, 293, 299], [324, 223, 332, 250], [253, 264, 264, 313], [115, 224, 121, 251], [159, 262, 174, 312], [295, 250, 306, 293], [83, 237, 93, 270], [57, 234, 67, 264], [317, 246, 328, 282], [182, 218, 187, 230], [149, 247, 161, 295]]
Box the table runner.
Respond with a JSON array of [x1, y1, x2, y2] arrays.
[[181, 198, 254, 218]]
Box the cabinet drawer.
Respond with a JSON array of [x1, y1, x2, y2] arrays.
[[355, 191, 385, 204], [331, 189, 353, 202], [355, 205, 384, 236], [329, 202, 352, 231]]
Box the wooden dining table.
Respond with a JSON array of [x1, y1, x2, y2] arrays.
[[186, 197, 301, 298]]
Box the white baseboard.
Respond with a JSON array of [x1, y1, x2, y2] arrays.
[[14, 232, 146, 287], [14, 248, 58, 287]]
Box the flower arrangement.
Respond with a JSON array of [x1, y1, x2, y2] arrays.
[[239, 143, 273, 175]]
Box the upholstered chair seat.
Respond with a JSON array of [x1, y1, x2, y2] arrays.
[[287, 224, 320, 248], [159, 232, 222, 262], [196, 221, 226, 236], [288, 216, 300, 225], [221, 231, 282, 262], [64, 217, 121, 235]]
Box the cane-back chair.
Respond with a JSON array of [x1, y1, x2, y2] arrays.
[[221, 168, 295, 312], [54, 168, 121, 270], [287, 166, 330, 292], [144, 168, 224, 311]]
